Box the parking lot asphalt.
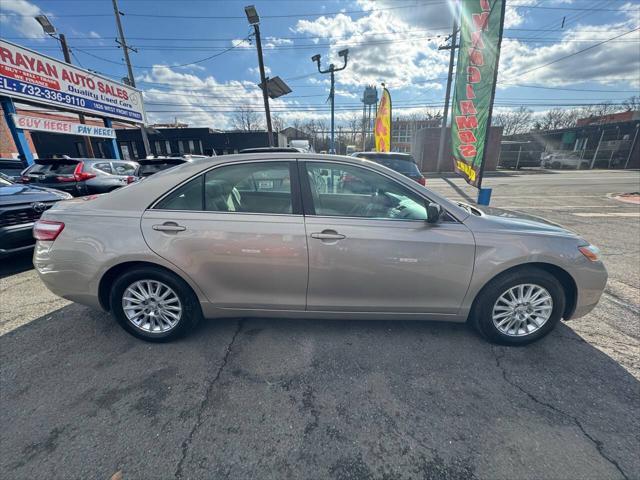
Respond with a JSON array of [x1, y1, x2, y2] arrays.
[[1, 169, 639, 480]]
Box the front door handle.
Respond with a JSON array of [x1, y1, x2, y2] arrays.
[[153, 222, 186, 232], [311, 230, 346, 240]]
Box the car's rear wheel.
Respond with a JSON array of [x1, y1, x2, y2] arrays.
[[471, 267, 565, 346], [110, 266, 201, 342]]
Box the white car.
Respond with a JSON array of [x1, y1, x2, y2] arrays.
[[541, 152, 589, 170]]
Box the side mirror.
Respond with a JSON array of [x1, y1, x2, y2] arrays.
[[426, 202, 443, 224]]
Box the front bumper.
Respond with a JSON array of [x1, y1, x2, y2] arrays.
[[567, 260, 608, 320], [0, 223, 35, 257]]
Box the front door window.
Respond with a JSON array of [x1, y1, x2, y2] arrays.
[[305, 162, 428, 220]]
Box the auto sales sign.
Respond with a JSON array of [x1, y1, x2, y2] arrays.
[[451, 0, 505, 186], [0, 40, 146, 124]]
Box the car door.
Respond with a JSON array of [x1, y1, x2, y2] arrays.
[[301, 160, 475, 315], [141, 160, 308, 310]]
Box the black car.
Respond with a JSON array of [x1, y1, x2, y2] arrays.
[[136, 155, 209, 178], [20, 158, 138, 196], [0, 158, 26, 182], [349, 152, 427, 186], [239, 147, 304, 153], [0, 173, 72, 257]]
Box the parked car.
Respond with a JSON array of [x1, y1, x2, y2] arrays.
[[239, 147, 304, 153], [20, 158, 138, 196], [0, 158, 26, 182], [541, 152, 589, 170], [0, 173, 71, 257], [136, 155, 209, 178], [350, 152, 426, 186], [33, 153, 607, 346]]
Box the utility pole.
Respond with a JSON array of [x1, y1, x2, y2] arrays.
[[112, 0, 151, 158], [35, 15, 95, 158], [436, 13, 459, 173], [312, 50, 349, 154], [245, 6, 273, 146]]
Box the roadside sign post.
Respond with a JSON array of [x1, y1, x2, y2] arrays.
[[0, 96, 34, 166], [0, 39, 146, 162], [103, 118, 120, 159]]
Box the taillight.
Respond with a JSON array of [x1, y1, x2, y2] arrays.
[[418, 177, 427, 186], [73, 162, 96, 181], [126, 176, 136, 184], [33, 220, 65, 241]]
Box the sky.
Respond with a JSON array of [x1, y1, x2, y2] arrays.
[[0, 0, 639, 130]]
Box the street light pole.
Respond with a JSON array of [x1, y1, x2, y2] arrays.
[[312, 50, 349, 154], [35, 15, 95, 158], [245, 5, 274, 146]]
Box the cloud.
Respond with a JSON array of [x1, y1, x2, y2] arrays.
[[138, 66, 296, 129], [88, 31, 101, 39], [263, 36, 294, 48], [293, 9, 449, 90], [499, 15, 640, 87], [0, 0, 46, 38]]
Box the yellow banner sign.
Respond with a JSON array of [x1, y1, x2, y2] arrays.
[[374, 87, 391, 152]]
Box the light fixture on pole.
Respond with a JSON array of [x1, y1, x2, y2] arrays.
[[312, 49, 349, 154], [34, 14, 95, 158], [245, 4, 274, 146]]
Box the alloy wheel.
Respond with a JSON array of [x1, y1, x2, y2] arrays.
[[492, 283, 553, 337], [122, 280, 182, 333]]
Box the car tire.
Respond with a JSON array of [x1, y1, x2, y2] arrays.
[[470, 267, 565, 346], [109, 266, 202, 342]]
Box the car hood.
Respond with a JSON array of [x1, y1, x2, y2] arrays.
[[0, 184, 72, 206], [460, 203, 578, 237]]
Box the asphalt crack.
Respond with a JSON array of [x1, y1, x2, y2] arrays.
[[492, 347, 629, 480], [174, 319, 244, 479]]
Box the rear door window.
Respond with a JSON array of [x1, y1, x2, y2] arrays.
[[112, 162, 137, 175], [93, 162, 113, 174]]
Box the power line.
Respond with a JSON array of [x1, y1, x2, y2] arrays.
[[510, 26, 640, 79], [1, 3, 638, 19]]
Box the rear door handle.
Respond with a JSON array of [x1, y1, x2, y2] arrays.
[[311, 230, 346, 240], [153, 222, 186, 232]]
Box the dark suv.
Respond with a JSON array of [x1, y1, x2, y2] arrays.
[[20, 158, 138, 196], [0, 173, 72, 257], [350, 152, 426, 185]]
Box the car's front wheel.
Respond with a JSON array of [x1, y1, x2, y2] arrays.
[[471, 267, 565, 346], [110, 266, 202, 342]]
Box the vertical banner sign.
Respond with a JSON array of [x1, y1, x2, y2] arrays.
[[451, 0, 506, 186], [374, 87, 392, 152]]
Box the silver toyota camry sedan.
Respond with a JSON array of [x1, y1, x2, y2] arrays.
[[33, 153, 607, 345]]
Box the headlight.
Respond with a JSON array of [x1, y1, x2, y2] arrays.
[[578, 244, 601, 262]]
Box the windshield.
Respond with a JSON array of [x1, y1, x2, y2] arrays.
[[28, 162, 78, 175]]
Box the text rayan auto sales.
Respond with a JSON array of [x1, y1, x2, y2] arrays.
[[0, 46, 134, 108]]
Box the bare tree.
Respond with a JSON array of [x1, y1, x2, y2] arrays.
[[534, 108, 581, 131], [493, 106, 533, 136], [231, 106, 263, 131], [271, 114, 284, 132], [622, 95, 640, 112]]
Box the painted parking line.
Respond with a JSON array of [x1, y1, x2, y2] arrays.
[[572, 212, 640, 217], [497, 205, 624, 210]]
